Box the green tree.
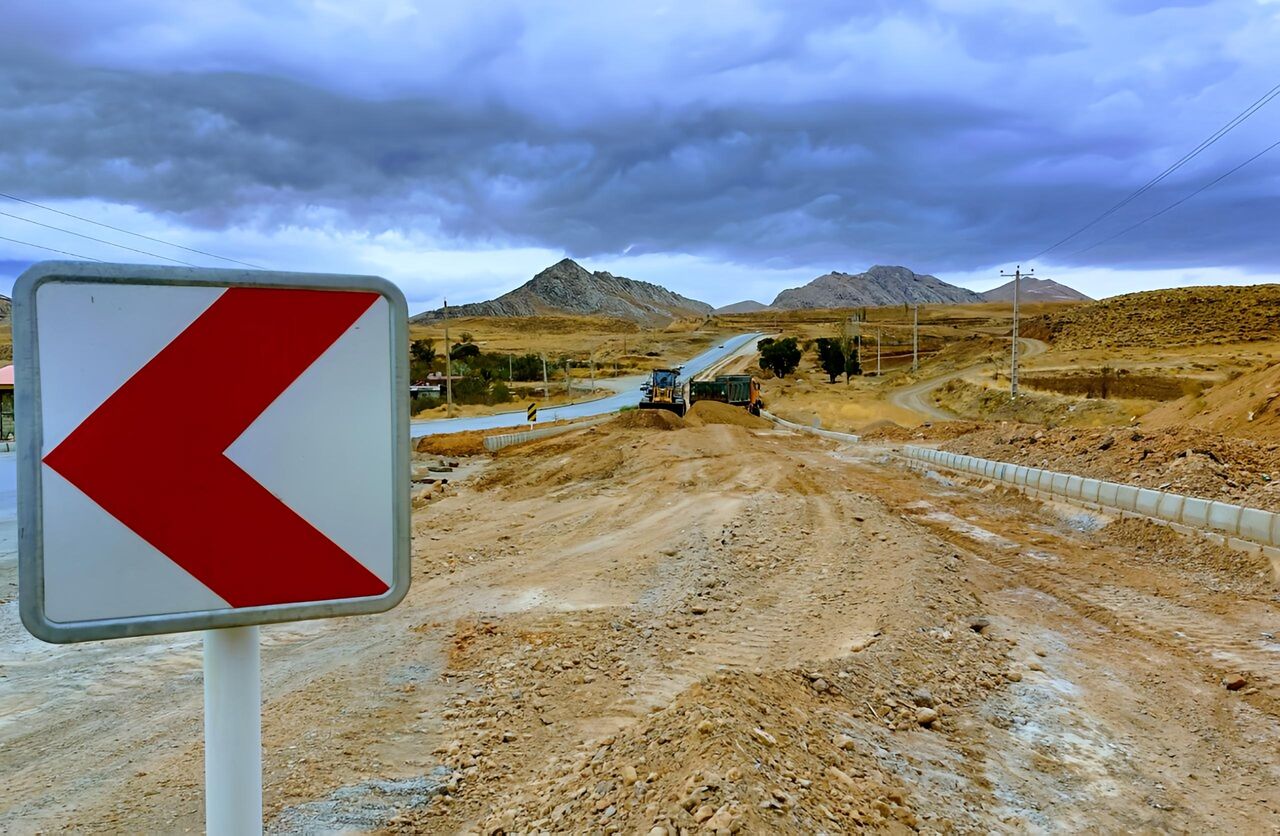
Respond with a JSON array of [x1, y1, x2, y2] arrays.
[[450, 342, 480, 361], [760, 337, 801, 378], [410, 338, 437, 365], [814, 338, 846, 383]]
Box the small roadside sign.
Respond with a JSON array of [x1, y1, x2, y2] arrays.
[[14, 261, 411, 835], [15, 262, 410, 642], [527, 402, 538, 423]]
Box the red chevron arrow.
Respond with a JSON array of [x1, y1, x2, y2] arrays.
[[42, 287, 390, 608]]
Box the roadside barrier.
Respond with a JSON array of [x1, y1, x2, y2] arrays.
[[902, 445, 1280, 552], [483, 415, 613, 452], [762, 410, 861, 443]]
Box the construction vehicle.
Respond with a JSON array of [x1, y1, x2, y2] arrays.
[[639, 368, 687, 416], [689, 374, 763, 415]]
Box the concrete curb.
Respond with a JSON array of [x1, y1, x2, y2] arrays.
[[902, 444, 1280, 559], [483, 415, 613, 452], [762, 410, 861, 443]]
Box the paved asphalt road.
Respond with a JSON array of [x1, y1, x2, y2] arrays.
[[409, 332, 765, 437]]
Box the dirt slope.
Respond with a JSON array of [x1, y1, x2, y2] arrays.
[[1144, 360, 1280, 442], [2, 421, 1277, 832]]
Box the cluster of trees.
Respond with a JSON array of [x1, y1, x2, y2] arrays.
[[410, 333, 595, 411], [757, 334, 862, 383], [758, 337, 801, 378], [814, 336, 861, 383]]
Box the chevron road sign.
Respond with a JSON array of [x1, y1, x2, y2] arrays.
[[14, 262, 411, 643]]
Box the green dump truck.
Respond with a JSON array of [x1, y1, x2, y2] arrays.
[[688, 374, 763, 415]]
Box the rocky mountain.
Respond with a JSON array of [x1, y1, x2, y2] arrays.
[[714, 300, 771, 314], [770, 265, 982, 309], [981, 277, 1091, 303], [411, 259, 711, 325]]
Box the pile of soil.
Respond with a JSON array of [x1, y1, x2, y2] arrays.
[[415, 430, 490, 457], [401, 613, 1013, 835], [607, 409, 688, 430], [684, 400, 771, 429], [859, 419, 984, 442], [1102, 518, 1277, 592], [943, 423, 1280, 511]]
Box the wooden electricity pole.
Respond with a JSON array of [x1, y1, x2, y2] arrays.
[[1000, 265, 1033, 399]]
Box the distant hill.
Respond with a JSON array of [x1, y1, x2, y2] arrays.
[[771, 265, 982, 309], [715, 300, 771, 314], [1023, 284, 1280, 350], [981, 277, 1091, 303], [411, 259, 712, 326], [0, 294, 10, 321]]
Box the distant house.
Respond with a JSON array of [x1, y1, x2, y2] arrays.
[[0, 365, 13, 440]]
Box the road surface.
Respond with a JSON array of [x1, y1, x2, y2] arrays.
[[5, 415, 1277, 831], [409, 332, 764, 436], [889, 337, 1048, 421]]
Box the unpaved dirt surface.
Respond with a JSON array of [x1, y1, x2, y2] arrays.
[[889, 338, 1048, 423], [2, 420, 1279, 832], [944, 423, 1280, 512]]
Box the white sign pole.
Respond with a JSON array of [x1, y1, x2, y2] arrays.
[[204, 625, 263, 835]]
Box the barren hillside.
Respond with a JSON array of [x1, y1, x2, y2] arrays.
[[1025, 284, 1280, 350]]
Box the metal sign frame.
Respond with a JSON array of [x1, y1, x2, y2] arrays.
[[14, 261, 411, 643]]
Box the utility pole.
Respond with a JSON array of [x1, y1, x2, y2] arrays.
[[541, 353, 548, 397], [564, 358, 571, 394], [912, 304, 919, 373], [443, 298, 453, 418], [876, 328, 881, 377], [1000, 265, 1033, 399], [589, 351, 595, 392], [508, 353, 513, 381]]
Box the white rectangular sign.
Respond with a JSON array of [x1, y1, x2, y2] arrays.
[[15, 262, 411, 642]]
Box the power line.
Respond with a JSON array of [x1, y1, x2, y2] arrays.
[[0, 208, 202, 266], [0, 191, 264, 269], [1030, 81, 1280, 260], [1067, 137, 1280, 258], [0, 233, 104, 262]]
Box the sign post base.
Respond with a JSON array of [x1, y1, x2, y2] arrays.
[[204, 625, 262, 836]]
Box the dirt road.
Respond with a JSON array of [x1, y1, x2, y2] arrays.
[[2, 413, 1277, 832], [890, 337, 1048, 421]]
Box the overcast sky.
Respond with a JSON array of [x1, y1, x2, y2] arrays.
[[1, 0, 1278, 312]]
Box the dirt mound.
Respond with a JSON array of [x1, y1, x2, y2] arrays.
[[1144, 360, 1280, 442], [424, 611, 1011, 836], [859, 419, 984, 442], [685, 400, 771, 428], [856, 419, 913, 441], [606, 408, 688, 430], [1024, 284, 1280, 350], [943, 423, 1280, 511], [414, 430, 489, 457], [1103, 518, 1277, 591]]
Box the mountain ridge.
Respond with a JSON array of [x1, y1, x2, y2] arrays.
[[411, 259, 712, 325], [771, 265, 982, 309], [981, 277, 1092, 303]]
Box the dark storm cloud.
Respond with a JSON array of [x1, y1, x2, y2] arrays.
[[1, 0, 1278, 280]]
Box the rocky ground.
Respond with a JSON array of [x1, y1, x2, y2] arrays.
[[2, 416, 1278, 832], [942, 423, 1280, 512]]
